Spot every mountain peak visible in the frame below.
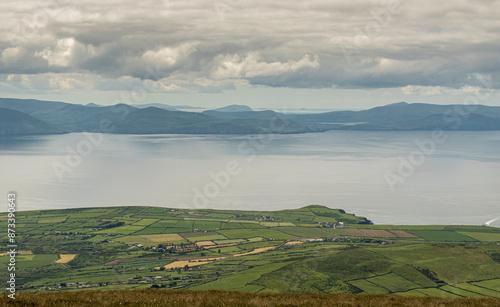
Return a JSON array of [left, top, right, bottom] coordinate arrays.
[[387, 101, 409, 107], [213, 105, 253, 112]]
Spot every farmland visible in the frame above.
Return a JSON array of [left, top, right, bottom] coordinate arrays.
[[1, 205, 500, 299]]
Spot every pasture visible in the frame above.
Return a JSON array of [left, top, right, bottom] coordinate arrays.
[[1, 204, 500, 298]]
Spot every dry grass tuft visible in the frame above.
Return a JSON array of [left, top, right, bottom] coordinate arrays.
[[2, 289, 499, 307]]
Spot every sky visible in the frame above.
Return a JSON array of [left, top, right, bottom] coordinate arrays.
[[0, 0, 499, 110]]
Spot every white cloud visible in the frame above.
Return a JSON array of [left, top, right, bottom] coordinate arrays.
[[48, 76, 93, 91], [4, 73, 94, 91], [401, 85, 495, 96], [142, 42, 198, 69], [211, 53, 319, 79], [6, 74, 32, 89], [1, 47, 25, 63], [1, 0, 500, 96], [34, 38, 96, 67], [401, 85, 443, 96]]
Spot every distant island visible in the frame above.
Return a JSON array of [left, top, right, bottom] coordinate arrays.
[[1, 98, 500, 135]]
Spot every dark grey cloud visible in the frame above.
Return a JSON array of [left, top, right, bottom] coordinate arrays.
[[1, 0, 499, 93]]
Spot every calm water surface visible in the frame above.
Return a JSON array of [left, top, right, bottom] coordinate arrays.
[[1, 131, 499, 226]]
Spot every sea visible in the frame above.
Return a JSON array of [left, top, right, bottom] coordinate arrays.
[[1, 130, 499, 226]]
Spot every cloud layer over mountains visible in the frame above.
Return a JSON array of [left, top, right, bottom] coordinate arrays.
[[1, 0, 499, 95]]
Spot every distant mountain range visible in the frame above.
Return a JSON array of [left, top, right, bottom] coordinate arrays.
[[0, 98, 313, 135], [131, 103, 205, 111], [201, 101, 500, 131], [1, 98, 500, 135], [292, 102, 500, 124]]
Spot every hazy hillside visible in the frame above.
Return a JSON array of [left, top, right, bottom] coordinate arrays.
[[0, 97, 69, 116], [34, 103, 138, 132], [342, 113, 500, 131], [294, 102, 500, 124], [131, 103, 178, 111], [202, 110, 280, 120], [113, 107, 313, 134], [112, 107, 214, 134], [0, 108, 64, 135]]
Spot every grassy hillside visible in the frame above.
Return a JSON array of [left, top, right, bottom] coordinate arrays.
[[294, 102, 500, 124], [0, 108, 64, 135], [1, 289, 498, 307], [342, 113, 500, 131], [202, 110, 280, 120]]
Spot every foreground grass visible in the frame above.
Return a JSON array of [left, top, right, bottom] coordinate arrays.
[[1, 290, 499, 307]]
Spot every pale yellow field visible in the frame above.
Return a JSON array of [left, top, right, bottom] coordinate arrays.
[[164, 260, 210, 269], [195, 241, 216, 247], [260, 222, 280, 227], [54, 254, 77, 264], [233, 246, 274, 257], [304, 238, 324, 242], [164, 257, 227, 269], [163, 246, 275, 270], [139, 234, 184, 242], [285, 241, 304, 246]]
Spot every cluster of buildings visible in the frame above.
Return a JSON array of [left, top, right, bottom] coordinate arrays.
[[36, 273, 216, 291], [316, 221, 344, 228]]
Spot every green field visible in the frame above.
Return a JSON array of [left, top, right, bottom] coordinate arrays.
[[348, 279, 390, 294], [366, 273, 420, 292], [405, 230, 476, 242], [440, 285, 484, 297], [454, 283, 500, 298], [472, 278, 500, 292], [1, 205, 500, 298], [193, 221, 222, 231], [131, 219, 160, 226], [457, 231, 500, 242], [416, 288, 460, 298], [187, 235, 227, 242], [191, 262, 292, 291], [217, 229, 294, 240]]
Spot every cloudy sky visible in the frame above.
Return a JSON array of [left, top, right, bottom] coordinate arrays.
[[0, 0, 499, 109]]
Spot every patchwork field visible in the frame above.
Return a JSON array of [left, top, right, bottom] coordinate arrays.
[[406, 230, 477, 242], [1, 205, 499, 299], [139, 234, 185, 243], [340, 229, 418, 238]]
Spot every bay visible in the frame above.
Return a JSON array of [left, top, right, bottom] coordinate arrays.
[[1, 130, 499, 226]]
